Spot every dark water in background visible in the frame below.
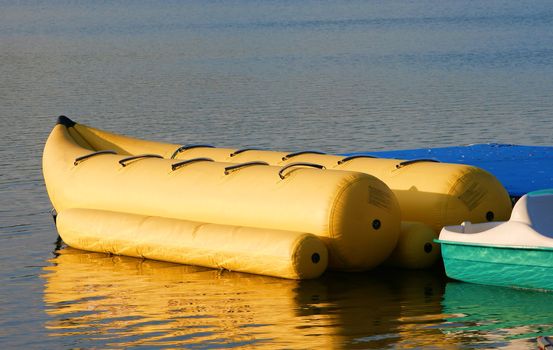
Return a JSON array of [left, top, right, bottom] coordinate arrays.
[[1, 0, 553, 348]]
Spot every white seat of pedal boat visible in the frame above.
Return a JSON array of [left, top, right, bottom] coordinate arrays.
[[439, 189, 553, 248], [510, 189, 553, 238]]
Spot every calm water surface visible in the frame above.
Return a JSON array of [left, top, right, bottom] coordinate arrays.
[[1, 0, 553, 348]]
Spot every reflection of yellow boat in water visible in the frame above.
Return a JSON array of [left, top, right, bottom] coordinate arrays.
[[43, 248, 450, 349], [43, 249, 324, 348]]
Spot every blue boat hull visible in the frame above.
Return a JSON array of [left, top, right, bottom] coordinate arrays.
[[439, 241, 553, 291]]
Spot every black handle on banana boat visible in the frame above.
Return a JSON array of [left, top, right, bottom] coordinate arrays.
[[282, 150, 326, 161], [229, 148, 262, 157], [74, 150, 117, 166], [279, 162, 326, 179], [171, 144, 215, 159], [172, 157, 214, 171], [119, 154, 163, 167], [224, 161, 270, 175], [337, 154, 377, 165], [395, 159, 440, 169]]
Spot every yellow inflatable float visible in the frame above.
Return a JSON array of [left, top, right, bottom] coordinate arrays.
[[67, 117, 512, 269], [167, 149, 512, 234], [56, 208, 328, 279], [384, 221, 439, 269], [43, 116, 401, 277]]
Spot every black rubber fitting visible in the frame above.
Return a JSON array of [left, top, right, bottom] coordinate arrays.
[[372, 219, 381, 230], [56, 115, 76, 127], [311, 253, 320, 264], [424, 243, 433, 253]]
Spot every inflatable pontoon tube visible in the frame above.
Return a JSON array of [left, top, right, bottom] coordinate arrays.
[[56, 208, 328, 280], [384, 221, 440, 269]]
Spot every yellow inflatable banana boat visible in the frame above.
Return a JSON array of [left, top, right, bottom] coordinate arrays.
[[67, 117, 511, 269], [44, 116, 401, 276]]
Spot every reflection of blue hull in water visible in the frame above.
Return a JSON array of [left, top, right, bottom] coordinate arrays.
[[441, 282, 553, 343], [437, 189, 553, 291]]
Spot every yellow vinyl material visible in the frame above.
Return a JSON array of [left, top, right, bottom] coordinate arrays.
[[56, 208, 328, 279], [43, 122, 401, 271], [384, 221, 440, 269], [73, 122, 512, 233]]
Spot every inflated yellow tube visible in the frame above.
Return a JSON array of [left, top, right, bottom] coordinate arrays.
[[384, 221, 440, 269], [56, 208, 328, 279], [43, 118, 401, 271], [73, 122, 512, 233], [173, 150, 512, 233], [68, 120, 511, 270]]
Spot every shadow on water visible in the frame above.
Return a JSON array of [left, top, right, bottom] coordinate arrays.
[[42, 247, 451, 349]]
